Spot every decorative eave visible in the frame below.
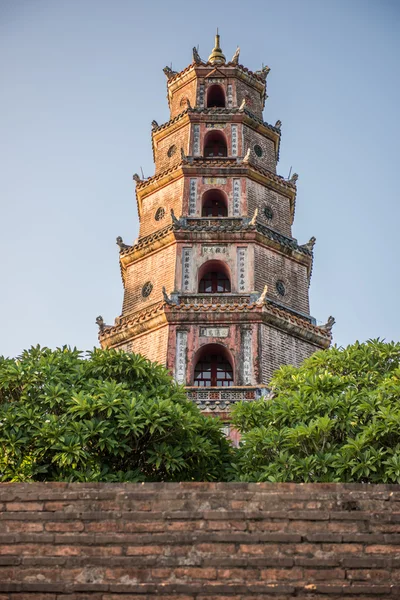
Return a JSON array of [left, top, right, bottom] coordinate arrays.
[[151, 107, 280, 158], [166, 300, 331, 349], [135, 159, 296, 219], [118, 218, 312, 283], [98, 301, 167, 349], [98, 297, 331, 351]]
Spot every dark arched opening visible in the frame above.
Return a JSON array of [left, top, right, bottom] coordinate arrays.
[[206, 84, 226, 108], [198, 260, 231, 293], [202, 189, 228, 217], [204, 131, 228, 158], [194, 344, 234, 387]]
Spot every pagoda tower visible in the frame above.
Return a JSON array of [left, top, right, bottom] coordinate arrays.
[[98, 35, 334, 417]]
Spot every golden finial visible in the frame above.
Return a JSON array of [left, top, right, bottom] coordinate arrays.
[[208, 29, 226, 65]]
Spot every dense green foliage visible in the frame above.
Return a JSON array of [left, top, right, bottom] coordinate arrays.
[[231, 339, 400, 483], [0, 346, 230, 482]]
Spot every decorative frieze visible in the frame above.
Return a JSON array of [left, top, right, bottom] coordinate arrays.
[[206, 123, 225, 129], [175, 330, 188, 384], [227, 84, 233, 108], [237, 247, 247, 292], [182, 248, 192, 292], [242, 327, 252, 385], [202, 245, 228, 256], [233, 178, 241, 216], [200, 327, 229, 338], [193, 124, 200, 156], [231, 124, 238, 157], [189, 178, 197, 215]]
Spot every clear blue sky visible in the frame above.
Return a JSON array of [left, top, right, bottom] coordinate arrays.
[[1, 0, 399, 358]]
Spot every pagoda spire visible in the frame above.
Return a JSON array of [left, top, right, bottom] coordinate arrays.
[[208, 29, 226, 65]]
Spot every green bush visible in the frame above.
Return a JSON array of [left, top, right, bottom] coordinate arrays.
[[230, 339, 400, 483], [0, 346, 231, 482]]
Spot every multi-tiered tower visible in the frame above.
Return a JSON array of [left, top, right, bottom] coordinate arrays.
[[98, 35, 334, 419]]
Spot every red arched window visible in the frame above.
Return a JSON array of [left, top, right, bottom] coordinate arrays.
[[202, 189, 228, 217], [194, 352, 233, 387], [199, 271, 231, 293], [206, 84, 226, 108], [204, 131, 227, 158]]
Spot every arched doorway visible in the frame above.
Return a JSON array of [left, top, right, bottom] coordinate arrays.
[[202, 189, 228, 217], [193, 344, 234, 387], [198, 260, 231, 293], [206, 84, 226, 108], [204, 131, 227, 158]]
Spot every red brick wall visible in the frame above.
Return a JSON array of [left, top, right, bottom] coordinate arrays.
[[247, 180, 292, 237], [169, 78, 197, 119], [154, 126, 189, 175], [118, 326, 169, 367], [243, 125, 276, 173], [254, 245, 310, 314], [122, 245, 176, 316], [0, 482, 399, 598], [260, 323, 319, 382], [236, 79, 264, 119], [139, 179, 184, 238]]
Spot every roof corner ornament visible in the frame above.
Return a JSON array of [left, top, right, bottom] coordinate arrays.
[[133, 173, 142, 183], [255, 65, 270, 80], [208, 29, 226, 65], [242, 147, 251, 163], [151, 120, 159, 130], [116, 236, 131, 252], [231, 47, 240, 65], [163, 66, 177, 79], [95, 315, 111, 334], [290, 172, 299, 185], [192, 47, 202, 64], [300, 236, 316, 253], [275, 119, 282, 130], [239, 97, 247, 111], [162, 287, 175, 306], [249, 207, 258, 226], [320, 316, 336, 332], [170, 208, 180, 225], [256, 284, 268, 306]]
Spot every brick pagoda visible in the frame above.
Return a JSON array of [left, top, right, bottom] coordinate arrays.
[[98, 35, 334, 417]]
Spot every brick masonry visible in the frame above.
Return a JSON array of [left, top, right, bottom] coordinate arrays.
[[0, 482, 399, 598]]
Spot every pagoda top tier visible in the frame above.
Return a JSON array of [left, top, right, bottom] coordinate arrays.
[[163, 34, 270, 121]]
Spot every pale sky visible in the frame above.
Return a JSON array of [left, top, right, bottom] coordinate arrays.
[[1, 0, 399, 358]]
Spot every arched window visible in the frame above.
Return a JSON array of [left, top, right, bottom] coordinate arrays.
[[204, 131, 227, 158], [206, 84, 225, 108], [198, 260, 231, 294], [202, 189, 228, 217], [194, 345, 234, 387]]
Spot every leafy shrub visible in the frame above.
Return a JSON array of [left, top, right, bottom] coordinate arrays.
[[0, 346, 230, 482], [231, 339, 400, 483]]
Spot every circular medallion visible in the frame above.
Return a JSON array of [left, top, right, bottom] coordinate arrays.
[[155, 207, 165, 221], [167, 145, 176, 158], [276, 280, 286, 297], [141, 282, 153, 298], [264, 205, 274, 220], [254, 144, 263, 157]]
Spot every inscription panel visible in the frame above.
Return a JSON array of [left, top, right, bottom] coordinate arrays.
[[231, 124, 238, 157], [197, 84, 205, 108], [227, 84, 233, 108], [200, 327, 229, 338], [203, 177, 227, 185], [193, 124, 200, 156], [189, 178, 197, 215], [175, 330, 188, 384], [237, 247, 247, 292], [242, 327, 252, 385], [233, 178, 241, 216], [182, 248, 192, 292], [202, 245, 228, 256]]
